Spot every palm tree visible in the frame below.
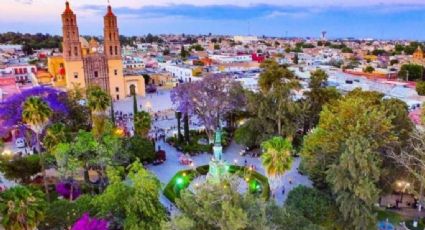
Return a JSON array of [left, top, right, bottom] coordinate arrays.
[[134, 111, 151, 138], [0, 186, 47, 229], [87, 86, 110, 138], [261, 136, 293, 191], [43, 123, 70, 152], [22, 96, 52, 198]]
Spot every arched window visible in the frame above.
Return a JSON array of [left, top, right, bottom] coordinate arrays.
[[115, 46, 118, 55], [110, 46, 113, 55], [74, 46, 78, 56]]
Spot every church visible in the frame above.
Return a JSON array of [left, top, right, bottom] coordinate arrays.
[[60, 1, 145, 100]]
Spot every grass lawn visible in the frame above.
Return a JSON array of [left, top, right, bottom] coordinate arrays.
[[376, 209, 403, 225]]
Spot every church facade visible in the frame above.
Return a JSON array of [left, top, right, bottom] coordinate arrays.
[[61, 1, 144, 100]]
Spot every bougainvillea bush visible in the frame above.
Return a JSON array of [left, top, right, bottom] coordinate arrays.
[[55, 180, 81, 200], [0, 86, 68, 136], [71, 213, 108, 230]]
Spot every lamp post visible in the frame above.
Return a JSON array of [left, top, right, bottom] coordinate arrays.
[[397, 181, 410, 204]]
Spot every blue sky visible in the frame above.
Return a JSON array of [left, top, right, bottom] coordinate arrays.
[[1, 0, 425, 39]]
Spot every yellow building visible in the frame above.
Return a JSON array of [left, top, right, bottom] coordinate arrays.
[[61, 2, 144, 100], [413, 46, 424, 60], [47, 56, 66, 87]]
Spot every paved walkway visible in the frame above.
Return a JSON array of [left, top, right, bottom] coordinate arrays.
[[116, 89, 313, 208]]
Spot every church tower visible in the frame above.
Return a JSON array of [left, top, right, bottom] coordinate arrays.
[[62, 1, 85, 89], [104, 4, 125, 100]]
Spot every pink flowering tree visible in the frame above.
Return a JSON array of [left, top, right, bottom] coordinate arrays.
[[171, 74, 245, 141]]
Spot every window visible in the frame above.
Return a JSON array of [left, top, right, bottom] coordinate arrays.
[[115, 87, 119, 92], [94, 71, 98, 78], [74, 46, 78, 56], [68, 51, 71, 57], [110, 46, 113, 55], [115, 46, 118, 55], [109, 33, 112, 41], [114, 69, 118, 76], [116, 95, 120, 100], [73, 72, 78, 79]]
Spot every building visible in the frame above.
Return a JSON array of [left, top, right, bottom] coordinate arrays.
[[61, 2, 144, 100]]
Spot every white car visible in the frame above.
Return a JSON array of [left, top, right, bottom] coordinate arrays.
[[15, 138, 26, 148]]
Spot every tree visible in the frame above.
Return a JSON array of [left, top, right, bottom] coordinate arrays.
[[326, 135, 381, 229], [171, 75, 245, 141], [301, 90, 395, 188], [293, 53, 299, 64], [214, 44, 220, 50], [131, 85, 138, 115], [302, 69, 341, 132], [261, 137, 293, 190], [175, 111, 183, 143], [22, 96, 52, 197], [399, 64, 425, 81], [87, 86, 110, 139], [169, 177, 268, 230], [65, 84, 91, 132], [0, 155, 41, 184], [22, 43, 34, 55], [285, 186, 340, 228], [92, 161, 166, 229], [258, 59, 297, 93], [183, 113, 190, 143], [234, 118, 273, 148], [416, 81, 425, 95], [43, 122, 71, 152], [40, 195, 95, 230], [0, 86, 67, 137], [124, 135, 155, 163], [181, 45, 189, 59], [388, 130, 425, 211], [0, 186, 47, 230], [246, 85, 300, 138], [134, 111, 151, 138], [363, 65, 375, 73]]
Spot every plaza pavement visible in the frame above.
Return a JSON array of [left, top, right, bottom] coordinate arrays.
[[114, 89, 312, 208]]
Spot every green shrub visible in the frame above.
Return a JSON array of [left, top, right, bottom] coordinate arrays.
[[0, 154, 41, 184], [416, 81, 425, 95], [124, 136, 155, 163]]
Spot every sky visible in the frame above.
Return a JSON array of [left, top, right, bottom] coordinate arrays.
[[1, 0, 425, 40]]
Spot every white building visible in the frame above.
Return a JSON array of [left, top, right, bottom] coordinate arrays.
[[158, 62, 200, 82], [233, 36, 258, 44], [210, 55, 252, 64]]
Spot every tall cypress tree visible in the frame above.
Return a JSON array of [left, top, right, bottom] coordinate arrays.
[[183, 113, 190, 143], [175, 111, 182, 143]]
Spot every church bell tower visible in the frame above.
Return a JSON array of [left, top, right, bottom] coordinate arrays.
[[62, 1, 85, 89], [104, 4, 125, 100]]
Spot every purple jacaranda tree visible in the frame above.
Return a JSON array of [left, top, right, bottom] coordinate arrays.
[[71, 213, 108, 230], [0, 86, 68, 137], [171, 74, 245, 141]]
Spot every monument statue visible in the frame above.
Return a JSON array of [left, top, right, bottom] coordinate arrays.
[[207, 127, 228, 182]]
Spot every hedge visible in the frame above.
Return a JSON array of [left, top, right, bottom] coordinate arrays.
[[163, 165, 270, 203]]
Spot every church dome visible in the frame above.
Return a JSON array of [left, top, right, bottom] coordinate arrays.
[[79, 37, 90, 49]]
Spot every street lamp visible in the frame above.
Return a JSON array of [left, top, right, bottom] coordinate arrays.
[[397, 181, 410, 204]]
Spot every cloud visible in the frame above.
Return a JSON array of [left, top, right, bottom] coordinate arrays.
[[14, 0, 32, 4]]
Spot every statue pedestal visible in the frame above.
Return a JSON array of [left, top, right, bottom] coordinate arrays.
[[207, 158, 228, 183]]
